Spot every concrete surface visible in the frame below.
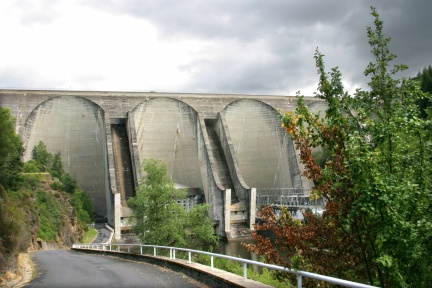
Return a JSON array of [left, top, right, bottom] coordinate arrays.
[[0, 89, 327, 239]]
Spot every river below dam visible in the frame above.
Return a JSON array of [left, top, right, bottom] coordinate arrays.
[[215, 238, 259, 261]]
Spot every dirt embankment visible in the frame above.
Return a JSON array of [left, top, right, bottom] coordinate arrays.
[[0, 184, 85, 287], [1, 253, 33, 288]]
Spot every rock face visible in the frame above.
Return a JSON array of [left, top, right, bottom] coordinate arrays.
[[0, 253, 33, 288], [0, 177, 85, 287]]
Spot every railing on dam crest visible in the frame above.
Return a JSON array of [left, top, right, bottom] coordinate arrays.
[[256, 188, 325, 217], [72, 243, 378, 288]]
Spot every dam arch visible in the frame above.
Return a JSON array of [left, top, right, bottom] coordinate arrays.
[[131, 97, 203, 191], [23, 96, 110, 218], [222, 99, 302, 189]]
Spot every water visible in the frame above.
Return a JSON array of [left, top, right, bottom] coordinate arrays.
[[215, 239, 259, 261]]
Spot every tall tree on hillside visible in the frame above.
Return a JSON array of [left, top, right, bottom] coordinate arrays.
[[31, 141, 52, 169], [0, 108, 24, 190], [247, 7, 432, 288], [50, 152, 64, 179]]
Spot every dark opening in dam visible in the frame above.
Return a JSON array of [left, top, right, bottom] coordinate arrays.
[[111, 120, 136, 206]]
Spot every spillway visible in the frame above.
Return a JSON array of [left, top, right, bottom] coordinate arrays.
[[111, 121, 135, 206]]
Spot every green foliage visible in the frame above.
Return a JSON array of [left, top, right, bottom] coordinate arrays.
[[60, 173, 79, 194], [36, 190, 63, 241], [26, 141, 94, 224], [0, 128, 90, 276], [184, 203, 219, 250], [23, 159, 41, 173], [50, 152, 64, 179], [31, 141, 52, 168], [0, 109, 37, 269], [127, 158, 219, 250], [71, 188, 94, 225], [28, 143, 65, 179], [414, 65, 432, 119], [0, 186, 37, 258], [194, 254, 293, 287], [83, 226, 98, 243], [20, 173, 47, 190], [0, 108, 24, 190], [254, 7, 432, 288]]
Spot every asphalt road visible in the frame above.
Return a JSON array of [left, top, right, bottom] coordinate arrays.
[[93, 224, 111, 243], [26, 250, 206, 288]]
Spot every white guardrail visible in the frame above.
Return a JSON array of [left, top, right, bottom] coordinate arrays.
[[72, 243, 378, 288]]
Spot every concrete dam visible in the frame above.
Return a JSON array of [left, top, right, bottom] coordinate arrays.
[[0, 90, 326, 240]]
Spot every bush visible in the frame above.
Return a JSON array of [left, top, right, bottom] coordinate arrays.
[[36, 190, 63, 241], [0, 185, 37, 257]]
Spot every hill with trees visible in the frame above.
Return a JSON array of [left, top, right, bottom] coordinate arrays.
[[0, 108, 94, 286]]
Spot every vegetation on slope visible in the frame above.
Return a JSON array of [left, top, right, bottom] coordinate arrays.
[[0, 108, 94, 285], [248, 8, 432, 288]]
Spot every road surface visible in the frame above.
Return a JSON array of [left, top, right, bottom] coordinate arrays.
[[92, 224, 111, 243], [27, 250, 206, 288]]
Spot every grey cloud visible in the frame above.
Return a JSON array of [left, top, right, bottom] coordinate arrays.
[[22, 0, 432, 95], [95, 0, 428, 94], [88, 0, 364, 41]]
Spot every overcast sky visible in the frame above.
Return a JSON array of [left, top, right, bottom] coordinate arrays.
[[0, 0, 430, 96]]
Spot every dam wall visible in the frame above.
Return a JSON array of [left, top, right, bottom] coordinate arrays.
[[0, 89, 327, 239]]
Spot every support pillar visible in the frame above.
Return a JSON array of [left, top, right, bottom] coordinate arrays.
[[114, 193, 121, 240], [249, 188, 256, 230], [224, 189, 231, 237]]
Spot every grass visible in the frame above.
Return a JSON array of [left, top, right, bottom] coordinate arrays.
[[194, 254, 294, 287], [82, 227, 97, 243]]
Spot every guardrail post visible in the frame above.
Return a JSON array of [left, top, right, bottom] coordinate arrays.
[[173, 249, 176, 259], [297, 274, 302, 288], [211, 256, 214, 270], [140, 246, 143, 255], [128, 246, 130, 253], [188, 251, 191, 264], [170, 248, 172, 259], [243, 263, 247, 282], [154, 247, 156, 256]]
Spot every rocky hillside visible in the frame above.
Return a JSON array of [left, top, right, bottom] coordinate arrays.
[[0, 174, 85, 287]]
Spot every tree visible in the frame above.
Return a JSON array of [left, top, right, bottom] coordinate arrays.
[[31, 141, 52, 170], [0, 108, 24, 190], [127, 158, 218, 250], [50, 152, 64, 179], [23, 160, 41, 173], [414, 65, 432, 119], [71, 188, 94, 225], [248, 7, 432, 288], [60, 173, 79, 194]]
